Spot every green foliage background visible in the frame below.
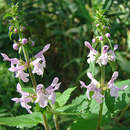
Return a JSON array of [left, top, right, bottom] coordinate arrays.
[[0, 0, 130, 129]]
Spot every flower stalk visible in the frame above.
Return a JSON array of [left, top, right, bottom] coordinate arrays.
[[53, 114, 60, 130], [22, 46, 37, 89], [97, 66, 105, 130], [97, 41, 105, 130], [43, 114, 50, 130]]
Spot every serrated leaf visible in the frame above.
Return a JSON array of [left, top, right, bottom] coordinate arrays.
[[89, 100, 108, 115], [56, 87, 76, 106], [0, 112, 43, 128], [56, 95, 85, 112]]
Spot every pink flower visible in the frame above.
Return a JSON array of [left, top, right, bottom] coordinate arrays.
[[32, 58, 46, 76], [22, 38, 28, 45], [13, 43, 18, 50], [35, 44, 50, 58], [92, 38, 96, 43], [97, 45, 109, 66], [99, 36, 103, 41], [35, 77, 61, 108], [1, 53, 19, 64], [96, 24, 99, 27], [108, 44, 118, 61], [31, 41, 35, 46], [105, 33, 110, 38], [32, 44, 50, 76], [108, 71, 128, 98], [46, 77, 61, 104], [14, 28, 18, 33], [11, 83, 32, 113], [80, 72, 103, 104], [1, 53, 29, 82], [9, 64, 25, 72], [15, 70, 29, 82], [84, 41, 98, 63], [35, 84, 49, 108]]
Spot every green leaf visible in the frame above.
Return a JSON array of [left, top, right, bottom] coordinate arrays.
[[76, 0, 93, 24], [56, 95, 85, 112], [71, 114, 98, 130], [56, 87, 76, 106], [0, 112, 43, 128], [115, 79, 130, 88], [115, 80, 130, 104], [8, 31, 13, 40], [88, 62, 98, 76], [22, 87, 35, 94], [116, 53, 130, 74], [103, 0, 114, 10], [89, 100, 108, 115], [105, 91, 115, 113]]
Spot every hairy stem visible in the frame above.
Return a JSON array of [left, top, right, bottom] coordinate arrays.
[[97, 66, 105, 130], [43, 114, 49, 130], [53, 114, 60, 130], [22, 46, 37, 89]]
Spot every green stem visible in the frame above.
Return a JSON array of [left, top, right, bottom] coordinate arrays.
[[97, 40, 105, 130], [22, 46, 37, 89], [43, 114, 49, 130], [53, 114, 60, 130]]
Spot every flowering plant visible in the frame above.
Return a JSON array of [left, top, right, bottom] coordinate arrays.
[[0, 2, 129, 130]]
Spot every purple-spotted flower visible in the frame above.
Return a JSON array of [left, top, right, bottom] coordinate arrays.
[[35, 77, 61, 108], [1, 53, 29, 82], [84, 41, 98, 63], [97, 45, 109, 66], [11, 83, 32, 113], [32, 44, 50, 76], [108, 44, 118, 61], [16, 70, 29, 82], [108, 71, 128, 98], [80, 72, 103, 104], [32, 57, 46, 76]]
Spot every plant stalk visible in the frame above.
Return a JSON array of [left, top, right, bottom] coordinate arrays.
[[53, 114, 60, 130], [96, 66, 105, 130], [43, 114, 49, 130], [22, 46, 37, 89]]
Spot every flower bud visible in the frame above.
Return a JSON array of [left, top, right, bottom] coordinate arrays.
[[13, 43, 18, 50], [22, 38, 28, 45], [99, 36, 103, 41], [16, 16, 19, 19], [14, 28, 18, 33], [31, 41, 35, 46], [105, 33, 110, 38], [92, 38, 96, 43], [96, 24, 99, 27]]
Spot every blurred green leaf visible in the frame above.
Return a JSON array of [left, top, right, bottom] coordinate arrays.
[[116, 53, 130, 74], [0, 112, 43, 128]]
